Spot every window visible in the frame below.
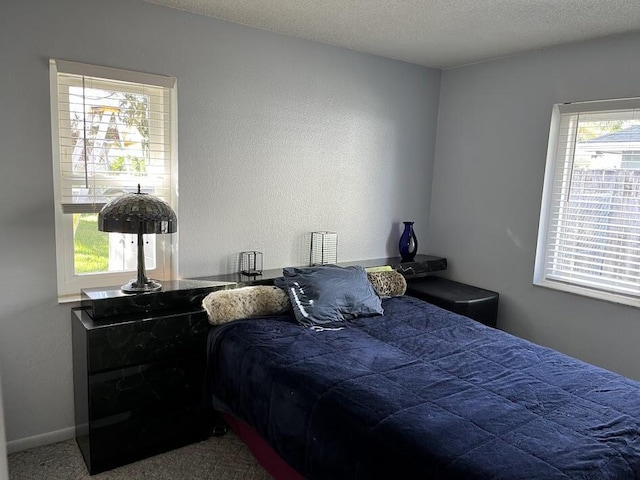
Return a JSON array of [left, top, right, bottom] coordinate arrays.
[[50, 60, 177, 300], [534, 98, 640, 307]]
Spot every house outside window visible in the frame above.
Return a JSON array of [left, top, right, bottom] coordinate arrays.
[[621, 151, 640, 170], [534, 98, 640, 307], [50, 60, 177, 301]]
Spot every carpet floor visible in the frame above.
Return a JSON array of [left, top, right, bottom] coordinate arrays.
[[8, 431, 272, 480]]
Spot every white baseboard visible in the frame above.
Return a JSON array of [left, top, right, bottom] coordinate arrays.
[[6, 427, 75, 454]]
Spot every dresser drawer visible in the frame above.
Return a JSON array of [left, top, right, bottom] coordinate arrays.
[[88, 354, 206, 419], [86, 310, 210, 373], [85, 405, 209, 474]]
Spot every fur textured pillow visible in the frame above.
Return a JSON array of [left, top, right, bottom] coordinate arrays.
[[202, 286, 291, 325], [367, 270, 407, 297]]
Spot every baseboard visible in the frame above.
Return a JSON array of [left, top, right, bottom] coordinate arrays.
[[6, 427, 75, 454]]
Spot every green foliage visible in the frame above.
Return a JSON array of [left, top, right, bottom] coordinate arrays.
[[119, 93, 150, 154], [74, 214, 109, 274], [130, 156, 146, 175], [109, 155, 146, 175], [110, 156, 126, 171]]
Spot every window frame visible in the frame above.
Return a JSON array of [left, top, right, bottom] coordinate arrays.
[[50, 60, 179, 302], [534, 98, 640, 308]]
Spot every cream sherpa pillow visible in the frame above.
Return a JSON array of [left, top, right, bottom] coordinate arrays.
[[202, 285, 291, 325]]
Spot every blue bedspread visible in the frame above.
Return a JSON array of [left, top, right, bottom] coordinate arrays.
[[206, 296, 640, 479]]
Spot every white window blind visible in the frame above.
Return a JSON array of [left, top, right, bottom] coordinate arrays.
[[535, 99, 640, 306], [51, 59, 175, 213]]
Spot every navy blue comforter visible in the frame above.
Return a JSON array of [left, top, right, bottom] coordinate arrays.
[[206, 296, 640, 479]]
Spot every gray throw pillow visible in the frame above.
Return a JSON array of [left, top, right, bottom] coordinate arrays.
[[274, 265, 383, 327]]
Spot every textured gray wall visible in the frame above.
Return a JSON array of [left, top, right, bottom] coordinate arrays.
[[0, 371, 7, 479], [0, 0, 440, 447], [430, 33, 640, 380]]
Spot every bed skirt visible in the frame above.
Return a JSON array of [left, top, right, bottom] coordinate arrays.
[[221, 413, 304, 480]]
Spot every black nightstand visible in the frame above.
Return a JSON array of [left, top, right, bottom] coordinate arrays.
[[72, 279, 233, 474], [406, 276, 499, 328]]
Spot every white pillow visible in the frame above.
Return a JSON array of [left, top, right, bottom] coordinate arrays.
[[202, 285, 291, 325]]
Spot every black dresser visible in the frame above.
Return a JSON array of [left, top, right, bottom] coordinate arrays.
[[72, 279, 233, 474]]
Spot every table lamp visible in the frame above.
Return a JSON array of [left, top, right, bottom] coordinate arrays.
[[98, 185, 177, 293]]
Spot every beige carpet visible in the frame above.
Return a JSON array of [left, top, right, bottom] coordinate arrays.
[[8, 431, 272, 480]]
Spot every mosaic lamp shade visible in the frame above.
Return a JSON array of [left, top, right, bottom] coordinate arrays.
[[98, 185, 177, 293]]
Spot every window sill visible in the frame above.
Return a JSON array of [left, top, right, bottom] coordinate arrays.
[[58, 294, 82, 304], [533, 279, 640, 309]]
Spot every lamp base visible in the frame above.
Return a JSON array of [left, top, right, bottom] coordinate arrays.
[[121, 278, 163, 293]]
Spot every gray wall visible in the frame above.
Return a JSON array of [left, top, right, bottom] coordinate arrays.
[[430, 33, 640, 380], [0, 369, 7, 480], [0, 0, 440, 447]]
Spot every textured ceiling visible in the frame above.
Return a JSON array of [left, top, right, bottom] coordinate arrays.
[[143, 0, 640, 69]]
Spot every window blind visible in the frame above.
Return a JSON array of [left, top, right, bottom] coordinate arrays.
[[51, 60, 175, 213], [538, 101, 640, 300]]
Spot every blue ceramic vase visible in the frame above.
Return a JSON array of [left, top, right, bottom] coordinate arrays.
[[399, 221, 418, 261]]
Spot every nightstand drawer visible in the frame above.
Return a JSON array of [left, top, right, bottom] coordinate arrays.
[[89, 354, 206, 419], [86, 406, 208, 474], [85, 310, 210, 373]]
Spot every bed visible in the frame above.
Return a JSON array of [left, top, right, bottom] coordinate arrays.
[[203, 266, 640, 479]]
